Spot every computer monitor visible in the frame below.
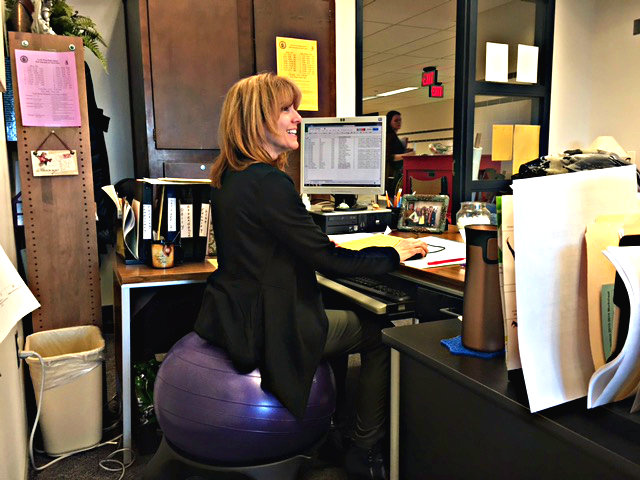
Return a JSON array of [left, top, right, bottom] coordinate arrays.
[[299, 116, 386, 209]]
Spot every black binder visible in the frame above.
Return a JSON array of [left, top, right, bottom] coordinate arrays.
[[193, 185, 211, 261], [154, 185, 180, 245], [136, 181, 153, 265], [179, 186, 196, 261]]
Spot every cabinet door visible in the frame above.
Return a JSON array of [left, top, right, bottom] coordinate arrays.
[[127, 0, 254, 177], [148, 0, 241, 151]]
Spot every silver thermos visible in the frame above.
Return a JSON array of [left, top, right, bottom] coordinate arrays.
[[461, 225, 504, 352]]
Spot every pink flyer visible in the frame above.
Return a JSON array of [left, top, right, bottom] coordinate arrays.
[[14, 49, 81, 127]]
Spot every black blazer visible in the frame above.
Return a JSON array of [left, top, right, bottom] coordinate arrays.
[[195, 163, 400, 418]]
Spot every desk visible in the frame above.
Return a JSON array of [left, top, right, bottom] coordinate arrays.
[[393, 228, 464, 295], [112, 232, 464, 463], [382, 320, 640, 480], [318, 230, 464, 320], [113, 257, 216, 462]]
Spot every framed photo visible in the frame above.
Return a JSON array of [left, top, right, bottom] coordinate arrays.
[[397, 194, 449, 233]]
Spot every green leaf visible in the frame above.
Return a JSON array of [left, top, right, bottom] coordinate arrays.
[[46, 0, 109, 72]]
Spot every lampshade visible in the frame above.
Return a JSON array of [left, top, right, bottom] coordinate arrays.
[[588, 136, 629, 158]]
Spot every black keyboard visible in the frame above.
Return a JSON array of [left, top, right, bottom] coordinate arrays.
[[335, 276, 412, 303]]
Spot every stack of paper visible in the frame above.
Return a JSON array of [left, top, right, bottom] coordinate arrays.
[[122, 199, 140, 259], [333, 233, 465, 269], [336, 233, 401, 250], [512, 165, 638, 412]]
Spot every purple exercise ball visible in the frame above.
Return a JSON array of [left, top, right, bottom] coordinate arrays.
[[153, 332, 335, 465]]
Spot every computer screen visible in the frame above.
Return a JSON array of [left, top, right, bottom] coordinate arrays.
[[299, 116, 386, 200]]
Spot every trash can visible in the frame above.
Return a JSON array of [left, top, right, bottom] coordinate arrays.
[[24, 325, 105, 455]]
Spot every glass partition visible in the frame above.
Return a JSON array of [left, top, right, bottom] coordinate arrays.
[[473, 95, 537, 181]]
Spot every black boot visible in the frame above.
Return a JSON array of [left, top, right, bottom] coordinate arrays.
[[344, 442, 387, 480]]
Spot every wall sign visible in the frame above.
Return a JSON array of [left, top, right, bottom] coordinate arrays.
[[276, 36, 318, 111], [421, 66, 437, 86], [31, 149, 78, 176], [429, 83, 444, 98], [14, 49, 81, 127]]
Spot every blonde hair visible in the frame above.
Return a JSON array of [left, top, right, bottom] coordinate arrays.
[[210, 73, 301, 187]]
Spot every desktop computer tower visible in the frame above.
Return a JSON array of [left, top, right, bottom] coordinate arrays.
[[310, 209, 392, 235]]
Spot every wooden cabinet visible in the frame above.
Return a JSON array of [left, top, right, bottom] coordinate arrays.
[[125, 0, 336, 184], [125, 0, 254, 178]]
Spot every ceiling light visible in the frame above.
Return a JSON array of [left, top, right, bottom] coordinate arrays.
[[362, 86, 419, 102], [376, 87, 418, 97]]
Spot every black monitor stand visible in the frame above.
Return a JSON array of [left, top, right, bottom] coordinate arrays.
[[333, 194, 368, 211]]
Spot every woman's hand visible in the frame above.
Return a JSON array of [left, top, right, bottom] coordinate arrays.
[[394, 238, 429, 262]]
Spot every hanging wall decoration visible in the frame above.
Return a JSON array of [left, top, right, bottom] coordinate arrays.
[[30, 129, 77, 176]]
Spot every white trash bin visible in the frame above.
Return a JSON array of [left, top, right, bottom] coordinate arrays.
[[24, 325, 105, 455]]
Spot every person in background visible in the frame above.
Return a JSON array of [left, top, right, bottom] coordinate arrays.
[[195, 73, 428, 480], [385, 110, 414, 194]]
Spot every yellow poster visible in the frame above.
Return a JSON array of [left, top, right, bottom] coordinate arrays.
[[276, 36, 318, 111]]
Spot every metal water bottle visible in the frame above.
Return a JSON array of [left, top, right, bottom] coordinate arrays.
[[461, 225, 504, 352]]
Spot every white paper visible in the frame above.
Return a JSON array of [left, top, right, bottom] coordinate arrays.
[[199, 204, 211, 237], [513, 166, 638, 412], [0, 245, 40, 343], [142, 203, 152, 240], [485, 42, 508, 83], [499, 196, 521, 370], [168, 197, 177, 232], [123, 200, 138, 259], [329, 232, 376, 244], [101, 185, 122, 219], [180, 204, 193, 238], [516, 44, 539, 83], [140, 177, 211, 185], [403, 236, 465, 269], [588, 246, 640, 409]]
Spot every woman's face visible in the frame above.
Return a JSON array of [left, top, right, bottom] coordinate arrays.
[[390, 114, 402, 132], [264, 104, 302, 159]]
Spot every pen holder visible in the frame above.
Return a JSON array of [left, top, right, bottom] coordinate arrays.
[[151, 241, 175, 269], [390, 207, 402, 230]]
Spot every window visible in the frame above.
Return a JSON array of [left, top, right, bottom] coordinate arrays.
[[453, 0, 555, 215]]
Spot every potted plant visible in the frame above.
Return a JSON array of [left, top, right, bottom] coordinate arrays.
[[5, 0, 107, 71]]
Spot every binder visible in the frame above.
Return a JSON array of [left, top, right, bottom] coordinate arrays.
[[193, 185, 211, 261], [179, 187, 196, 261], [154, 185, 180, 244], [136, 181, 153, 264]]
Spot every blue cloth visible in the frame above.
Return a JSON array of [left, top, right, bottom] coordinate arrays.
[[440, 335, 504, 359]]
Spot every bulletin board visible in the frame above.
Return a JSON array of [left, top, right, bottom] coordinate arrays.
[[9, 32, 101, 330]]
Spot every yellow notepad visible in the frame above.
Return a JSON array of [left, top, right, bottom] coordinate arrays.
[[337, 234, 402, 251]]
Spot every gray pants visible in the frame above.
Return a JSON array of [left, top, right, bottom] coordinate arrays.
[[323, 309, 392, 449]]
